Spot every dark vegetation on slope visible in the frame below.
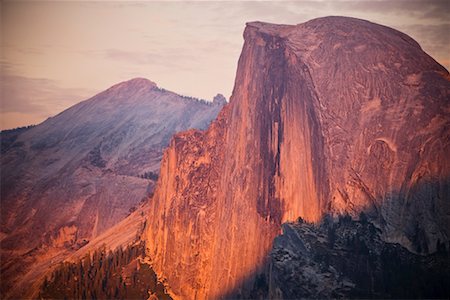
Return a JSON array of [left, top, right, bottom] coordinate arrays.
[[246, 214, 450, 299], [0, 125, 35, 154], [40, 241, 171, 300], [138, 171, 159, 181]]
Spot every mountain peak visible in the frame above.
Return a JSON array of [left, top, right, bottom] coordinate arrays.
[[245, 16, 423, 53], [107, 77, 157, 93], [128, 77, 156, 84], [213, 93, 227, 106]]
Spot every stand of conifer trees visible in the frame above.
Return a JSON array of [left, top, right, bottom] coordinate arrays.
[[40, 241, 171, 300]]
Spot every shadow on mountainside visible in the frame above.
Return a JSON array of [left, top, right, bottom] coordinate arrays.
[[221, 177, 450, 299], [222, 214, 450, 299]]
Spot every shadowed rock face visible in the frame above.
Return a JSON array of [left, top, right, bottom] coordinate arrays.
[[0, 78, 224, 298], [145, 16, 450, 299], [265, 218, 450, 299]]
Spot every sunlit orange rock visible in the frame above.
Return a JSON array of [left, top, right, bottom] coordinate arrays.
[[145, 17, 450, 299]]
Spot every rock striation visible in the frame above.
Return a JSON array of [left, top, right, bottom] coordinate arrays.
[[145, 17, 450, 299], [0, 78, 224, 298]]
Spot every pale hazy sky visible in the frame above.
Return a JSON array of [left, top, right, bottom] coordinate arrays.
[[1, 0, 449, 129]]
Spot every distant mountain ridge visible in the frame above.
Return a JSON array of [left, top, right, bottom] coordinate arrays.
[[0, 77, 225, 299]]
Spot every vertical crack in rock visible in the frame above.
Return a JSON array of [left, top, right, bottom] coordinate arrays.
[[257, 32, 287, 224]]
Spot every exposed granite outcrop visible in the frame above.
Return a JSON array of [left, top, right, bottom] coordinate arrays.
[[145, 16, 450, 299]]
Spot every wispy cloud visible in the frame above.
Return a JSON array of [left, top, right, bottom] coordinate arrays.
[[102, 48, 200, 71], [0, 70, 95, 129], [331, 0, 449, 21], [400, 23, 450, 51]]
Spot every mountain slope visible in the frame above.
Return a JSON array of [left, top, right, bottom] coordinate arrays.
[[145, 17, 450, 299], [0, 78, 224, 298]]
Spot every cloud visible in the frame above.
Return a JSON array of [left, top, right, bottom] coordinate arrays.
[[0, 70, 95, 129], [400, 23, 450, 50], [102, 48, 201, 71], [421, 1, 450, 21], [329, 0, 449, 21], [103, 49, 162, 65]]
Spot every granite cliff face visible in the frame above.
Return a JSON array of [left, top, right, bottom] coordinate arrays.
[[0, 78, 224, 298], [145, 17, 450, 299]]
